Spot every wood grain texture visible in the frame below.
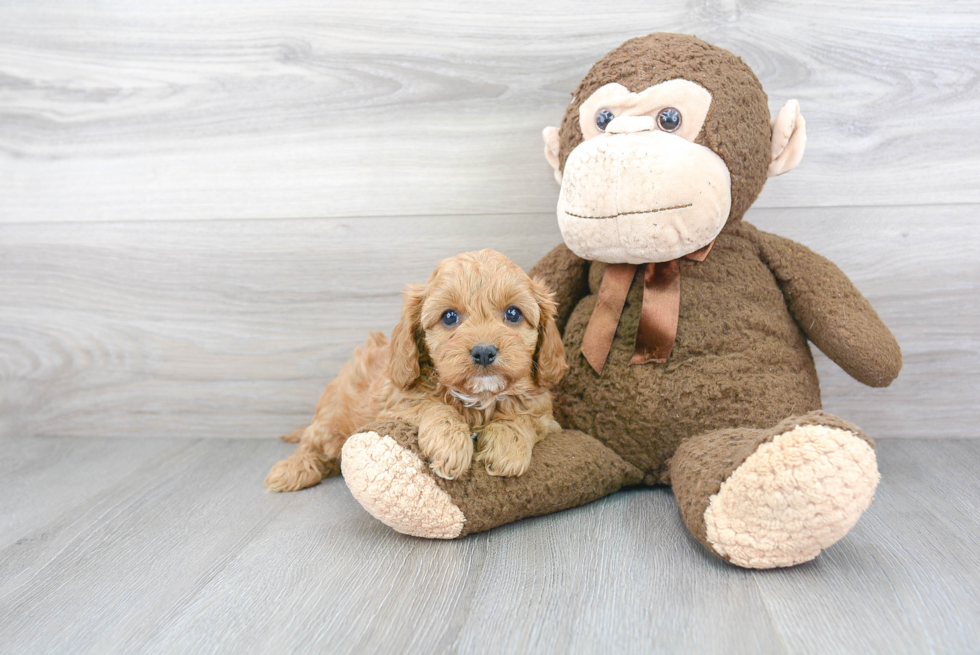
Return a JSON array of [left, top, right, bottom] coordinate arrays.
[[1, 0, 978, 223], [0, 436, 977, 654], [0, 436, 188, 542], [0, 213, 561, 439], [2, 205, 977, 441]]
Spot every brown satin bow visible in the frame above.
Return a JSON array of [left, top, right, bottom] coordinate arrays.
[[581, 240, 715, 375]]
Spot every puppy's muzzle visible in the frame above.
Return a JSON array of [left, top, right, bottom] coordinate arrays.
[[470, 344, 497, 367]]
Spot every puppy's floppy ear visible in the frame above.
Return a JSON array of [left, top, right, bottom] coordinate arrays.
[[387, 283, 426, 389], [530, 277, 568, 388]]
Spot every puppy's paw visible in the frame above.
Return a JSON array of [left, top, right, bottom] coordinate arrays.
[[265, 455, 323, 492], [476, 423, 533, 477], [418, 419, 474, 480]]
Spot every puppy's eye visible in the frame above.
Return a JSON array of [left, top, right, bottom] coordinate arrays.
[[595, 108, 615, 132], [441, 310, 459, 326], [504, 307, 523, 324]]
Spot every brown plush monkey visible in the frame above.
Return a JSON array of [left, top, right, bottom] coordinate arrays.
[[338, 33, 902, 569]]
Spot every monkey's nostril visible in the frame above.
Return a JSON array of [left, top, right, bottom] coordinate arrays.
[[470, 344, 497, 367]]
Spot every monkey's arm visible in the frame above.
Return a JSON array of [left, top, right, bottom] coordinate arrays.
[[528, 243, 590, 335], [751, 226, 902, 387]]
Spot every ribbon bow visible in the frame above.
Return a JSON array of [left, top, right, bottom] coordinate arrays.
[[581, 240, 715, 375]]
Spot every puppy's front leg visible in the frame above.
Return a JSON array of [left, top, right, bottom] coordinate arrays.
[[476, 415, 556, 477], [416, 401, 474, 480]]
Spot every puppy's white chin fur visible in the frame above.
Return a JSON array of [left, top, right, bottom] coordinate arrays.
[[450, 375, 507, 410], [468, 375, 505, 395]]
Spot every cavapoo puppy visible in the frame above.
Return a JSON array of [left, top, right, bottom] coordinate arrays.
[[265, 249, 568, 492]]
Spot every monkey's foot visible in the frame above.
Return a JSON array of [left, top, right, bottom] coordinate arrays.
[[672, 412, 880, 569], [342, 426, 466, 539], [341, 420, 643, 539]]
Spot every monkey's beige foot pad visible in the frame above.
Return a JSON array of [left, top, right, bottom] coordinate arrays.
[[341, 420, 644, 539], [704, 422, 879, 569], [342, 429, 466, 539]]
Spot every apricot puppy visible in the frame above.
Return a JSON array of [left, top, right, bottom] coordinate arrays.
[[265, 249, 568, 492]]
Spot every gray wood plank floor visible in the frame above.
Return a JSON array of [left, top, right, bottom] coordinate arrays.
[[1, 436, 978, 655]]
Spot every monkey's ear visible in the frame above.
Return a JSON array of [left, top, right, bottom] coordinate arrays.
[[768, 100, 807, 177], [542, 126, 563, 185], [387, 284, 425, 389]]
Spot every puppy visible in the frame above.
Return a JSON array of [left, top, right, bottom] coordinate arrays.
[[265, 249, 568, 492]]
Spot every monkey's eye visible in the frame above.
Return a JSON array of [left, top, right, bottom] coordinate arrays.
[[441, 310, 459, 326], [595, 108, 616, 132], [504, 307, 523, 324], [657, 107, 682, 132]]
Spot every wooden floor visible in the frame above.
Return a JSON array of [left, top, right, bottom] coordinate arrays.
[[0, 436, 977, 655]]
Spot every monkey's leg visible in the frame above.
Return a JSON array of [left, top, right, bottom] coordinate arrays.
[[669, 411, 879, 569], [340, 420, 643, 539]]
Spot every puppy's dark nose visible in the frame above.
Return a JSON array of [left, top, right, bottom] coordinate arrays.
[[470, 344, 497, 367]]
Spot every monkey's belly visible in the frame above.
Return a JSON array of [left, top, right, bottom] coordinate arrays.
[[555, 287, 821, 482]]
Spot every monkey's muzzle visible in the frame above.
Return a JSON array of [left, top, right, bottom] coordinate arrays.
[[557, 132, 731, 264]]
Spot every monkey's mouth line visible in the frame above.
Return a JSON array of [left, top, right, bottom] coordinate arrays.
[[563, 203, 692, 220]]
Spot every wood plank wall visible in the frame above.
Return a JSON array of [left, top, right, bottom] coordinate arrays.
[[2, 1, 978, 439]]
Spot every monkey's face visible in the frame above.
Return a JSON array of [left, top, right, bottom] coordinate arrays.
[[556, 79, 731, 264], [542, 34, 806, 265]]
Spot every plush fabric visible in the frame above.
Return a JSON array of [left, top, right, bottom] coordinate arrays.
[[577, 80, 713, 143], [342, 429, 466, 539], [339, 33, 901, 569], [345, 419, 644, 537], [768, 99, 807, 177], [557, 33, 772, 225], [669, 411, 876, 567], [538, 222, 829, 482], [703, 424, 878, 568], [753, 226, 902, 387], [557, 131, 732, 263]]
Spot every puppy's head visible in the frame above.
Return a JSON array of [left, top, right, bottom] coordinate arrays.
[[388, 249, 568, 396]]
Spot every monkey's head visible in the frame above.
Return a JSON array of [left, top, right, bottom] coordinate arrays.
[[543, 33, 806, 264]]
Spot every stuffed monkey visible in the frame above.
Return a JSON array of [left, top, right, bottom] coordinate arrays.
[[339, 33, 901, 569]]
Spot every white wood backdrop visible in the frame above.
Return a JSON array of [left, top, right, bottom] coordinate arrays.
[[2, 0, 978, 439]]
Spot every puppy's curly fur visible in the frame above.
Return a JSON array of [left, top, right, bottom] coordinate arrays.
[[265, 249, 568, 492]]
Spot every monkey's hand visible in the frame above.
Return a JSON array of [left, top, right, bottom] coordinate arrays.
[[752, 225, 902, 387]]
